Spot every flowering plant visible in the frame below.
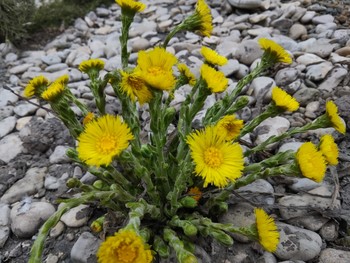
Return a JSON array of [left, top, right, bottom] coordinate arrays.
[[27, 0, 345, 262]]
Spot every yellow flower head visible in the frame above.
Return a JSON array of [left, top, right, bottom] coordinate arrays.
[[115, 0, 146, 14], [187, 126, 244, 188], [137, 47, 177, 91], [77, 115, 134, 167], [177, 63, 196, 86], [200, 64, 228, 93], [41, 82, 66, 101], [97, 229, 153, 263], [54, 74, 69, 86], [200, 46, 228, 66], [216, 115, 244, 141], [319, 134, 339, 165], [120, 68, 153, 104], [258, 38, 292, 64], [188, 187, 202, 202], [254, 208, 279, 253], [296, 142, 327, 183], [193, 0, 213, 37], [24, 75, 49, 98], [326, 101, 346, 134], [83, 112, 95, 125], [271, 86, 299, 112], [79, 58, 105, 74]]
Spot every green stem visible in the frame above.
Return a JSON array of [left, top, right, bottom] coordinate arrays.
[[29, 194, 93, 263], [163, 24, 185, 48], [120, 13, 134, 69]]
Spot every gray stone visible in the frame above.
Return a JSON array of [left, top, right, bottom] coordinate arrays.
[[9, 63, 33, 74], [228, 0, 265, 9], [10, 201, 55, 238], [288, 178, 321, 192], [318, 67, 348, 93], [275, 223, 322, 261], [296, 53, 324, 66], [0, 226, 9, 248], [319, 248, 350, 263], [96, 7, 109, 17], [319, 220, 338, 241], [50, 221, 65, 238], [41, 54, 62, 65], [75, 18, 89, 32], [275, 68, 299, 86], [300, 11, 316, 23], [0, 133, 24, 164], [70, 232, 101, 263], [0, 106, 14, 121], [0, 167, 47, 204], [5, 52, 18, 63], [0, 88, 19, 107], [60, 204, 91, 227], [312, 14, 334, 24], [287, 213, 329, 231], [219, 59, 239, 77], [257, 252, 277, 263], [289, 24, 307, 40], [16, 116, 32, 131], [279, 186, 340, 220], [0, 116, 17, 139], [303, 41, 334, 58], [130, 37, 150, 52], [278, 142, 303, 153], [0, 203, 10, 248], [129, 20, 157, 38], [236, 179, 275, 205], [250, 77, 275, 102], [305, 62, 333, 82], [219, 202, 255, 243], [235, 40, 263, 65], [293, 87, 320, 106], [13, 101, 38, 117], [45, 63, 68, 73], [255, 117, 290, 148]]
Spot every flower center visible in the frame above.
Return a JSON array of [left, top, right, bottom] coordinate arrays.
[[203, 147, 223, 168], [127, 76, 143, 91], [97, 134, 118, 154], [117, 245, 137, 263], [148, 66, 163, 76]]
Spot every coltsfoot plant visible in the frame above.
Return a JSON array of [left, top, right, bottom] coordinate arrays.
[[27, 0, 345, 262]]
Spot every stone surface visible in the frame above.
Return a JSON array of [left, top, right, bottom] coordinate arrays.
[[276, 223, 322, 261], [70, 232, 101, 263], [0, 133, 24, 164], [319, 248, 350, 263], [10, 201, 55, 238], [60, 204, 91, 228]]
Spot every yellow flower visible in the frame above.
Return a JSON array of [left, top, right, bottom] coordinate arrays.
[[216, 115, 244, 141], [24, 75, 49, 98], [79, 58, 105, 74], [137, 47, 177, 91], [193, 0, 213, 37], [296, 142, 327, 183], [115, 0, 146, 13], [326, 100, 346, 134], [200, 64, 228, 93], [97, 229, 153, 263], [200, 46, 228, 66], [41, 82, 66, 101], [83, 112, 95, 125], [258, 38, 292, 64], [271, 86, 299, 112], [120, 69, 153, 104], [77, 115, 134, 167], [177, 63, 196, 86], [54, 74, 69, 86], [254, 208, 279, 253], [319, 134, 339, 165], [187, 126, 244, 188], [187, 187, 202, 202]]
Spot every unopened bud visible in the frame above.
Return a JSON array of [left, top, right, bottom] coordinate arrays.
[[66, 178, 81, 188], [180, 196, 198, 208], [90, 216, 105, 233], [183, 223, 197, 237]]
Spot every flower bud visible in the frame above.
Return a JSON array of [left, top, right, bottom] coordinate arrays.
[[153, 236, 170, 258], [93, 180, 104, 190], [140, 144, 152, 158], [183, 222, 197, 237], [180, 196, 198, 208], [66, 178, 81, 188], [211, 229, 233, 246], [90, 216, 105, 233], [164, 107, 176, 127]]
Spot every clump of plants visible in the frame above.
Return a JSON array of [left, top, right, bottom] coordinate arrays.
[[26, 0, 345, 262]]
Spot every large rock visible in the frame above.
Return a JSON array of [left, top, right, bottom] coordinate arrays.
[[228, 0, 267, 9], [275, 223, 322, 261], [71, 232, 101, 263], [0, 133, 24, 164]]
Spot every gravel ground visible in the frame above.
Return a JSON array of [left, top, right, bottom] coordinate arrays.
[[1, 0, 350, 262]]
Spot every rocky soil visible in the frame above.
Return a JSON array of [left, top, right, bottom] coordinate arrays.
[[1, 0, 350, 262]]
